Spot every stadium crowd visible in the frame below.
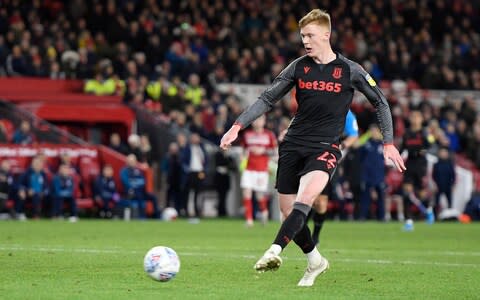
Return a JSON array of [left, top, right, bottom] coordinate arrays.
[[1, 1, 480, 221], [1, 0, 479, 89]]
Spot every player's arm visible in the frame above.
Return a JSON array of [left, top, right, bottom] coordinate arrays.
[[350, 63, 406, 172], [220, 58, 298, 150]]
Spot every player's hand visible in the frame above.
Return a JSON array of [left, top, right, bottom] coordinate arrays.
[[384, 144, 406, 172], [220, 124, 241, 151]]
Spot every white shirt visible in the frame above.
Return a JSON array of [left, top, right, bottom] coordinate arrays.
[[189, 145, 204, 172]]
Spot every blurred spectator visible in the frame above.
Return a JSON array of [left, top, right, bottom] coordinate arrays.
[[214, 150, 235, 217], [51, 164, 77, 222], [127, 134, 142, 160], [0, 122, 8, 143], [16, 157, 48, 220], [13, 121, 34, 145], [184, 73, 205, 106], [432, 148, 456, 212], [120, 154, 160, 219], [58, 153, 79, 174], [359, 124, 386, 221], [181, 133, 207, 218], [0, 160, 14, 219], [94, 165, 119, 219], [189, 111, 207, 138], [138, 134, 153, 166], [161, 142, 183, 212], [109, 133, 129, 155]]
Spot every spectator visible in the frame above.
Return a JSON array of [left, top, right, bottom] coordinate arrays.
[[432, 147, 456, 212], [214, 150, 235, 217], [12, 120, 34, 145], [184, 73, 205, 106], [0, 160, 14, 219], [109, 133, 129, 155], [181, 133, 208, 219], [0, 122, 8, 143], [120, 154, 160, 219], [127, 134, 142, 160], [51, 164, 77, 222], [16, 157, 48, 220], [94, 165, 119, 219], [138, 134, 153, 166], [161, 142, 183, 213], [359, 124, 386, 221]]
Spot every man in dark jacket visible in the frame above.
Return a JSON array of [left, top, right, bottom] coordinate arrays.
[[433, 147, 456, 210], [94, 165, 118, 218], [52, 164, 77, 222], [0, 160, 14, 219], [120, 154, 160, 219], [359, 124, 386, 220], [17, 157, 48, 220], [161, 142, 183, 213], [181, 133, 208, 218]]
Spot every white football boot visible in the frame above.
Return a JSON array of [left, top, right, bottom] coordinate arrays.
[[254, 250, 282, 273], [297, 256, 329, 286]]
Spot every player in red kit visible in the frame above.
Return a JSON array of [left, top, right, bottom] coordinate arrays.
[[240, 114, 277, 227]]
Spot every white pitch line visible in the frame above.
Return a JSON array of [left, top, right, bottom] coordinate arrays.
[[1, 245, 479, 268], [5, 244, 479, 257], [327, 248, 480, 257]]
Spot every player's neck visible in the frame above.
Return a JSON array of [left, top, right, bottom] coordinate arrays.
[[312, 46, 336, 64], [254, 128, 264, 133]]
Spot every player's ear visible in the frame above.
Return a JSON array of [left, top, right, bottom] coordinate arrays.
[[324, 31, 331, 40]]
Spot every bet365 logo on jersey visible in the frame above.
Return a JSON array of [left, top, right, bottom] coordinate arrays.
[[298, 78, 342, 93]]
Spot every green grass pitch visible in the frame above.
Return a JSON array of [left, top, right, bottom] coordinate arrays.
[[1, 219, 479, 299]]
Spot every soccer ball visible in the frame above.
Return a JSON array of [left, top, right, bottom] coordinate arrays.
[[144, 246, 180, 282], [162, 207, 178, 221]]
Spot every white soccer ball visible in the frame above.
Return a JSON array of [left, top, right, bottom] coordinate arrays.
[[162, 207, 178, 221], [144, 246, 180, 282]]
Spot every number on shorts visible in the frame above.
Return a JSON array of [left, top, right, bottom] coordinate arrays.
[[316, 152, 337, 169]]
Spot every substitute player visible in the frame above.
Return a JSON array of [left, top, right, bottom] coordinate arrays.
[[240, 114, 277, 227], [401, 110, 433, 229], [220, 9, 405, 286]]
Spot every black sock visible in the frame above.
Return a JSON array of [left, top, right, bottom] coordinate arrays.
[[312, 211, 326, 244], [294, 223, 315, 254], [273, 203, 311, 249]]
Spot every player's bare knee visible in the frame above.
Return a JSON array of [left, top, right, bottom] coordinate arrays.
[[296, 193, 317, 206]]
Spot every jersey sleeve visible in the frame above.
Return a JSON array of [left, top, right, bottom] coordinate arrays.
[[344, 110, 359, 137], [235, 57, 300, 129], [349, 62, 394, 144]]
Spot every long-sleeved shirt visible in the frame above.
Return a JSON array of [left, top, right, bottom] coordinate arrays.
[[235, 53, 393, 147]]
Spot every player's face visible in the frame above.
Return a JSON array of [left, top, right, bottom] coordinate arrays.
[[300, 23, 330, 57]]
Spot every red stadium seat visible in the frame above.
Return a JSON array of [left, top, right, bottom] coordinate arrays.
[[8, 157, 31, 174]]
